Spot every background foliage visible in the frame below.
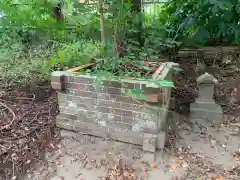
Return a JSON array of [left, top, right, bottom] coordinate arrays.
[[159, 0, 240, 46], [1, 0, 239, 86]]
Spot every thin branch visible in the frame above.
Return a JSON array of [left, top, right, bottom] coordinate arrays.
[[0, 102, 16, 131]]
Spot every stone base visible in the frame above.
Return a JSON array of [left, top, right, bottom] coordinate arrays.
[[56, 115, 167, 152], [141, 150, 165, 164], [190, 101, 223, 121]]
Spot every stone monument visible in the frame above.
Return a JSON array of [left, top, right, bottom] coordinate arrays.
[[190, 72, 223, 121]]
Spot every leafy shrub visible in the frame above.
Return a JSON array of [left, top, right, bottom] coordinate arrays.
[[143, 15, 180, 56], [50, 40, 101, 70], [0, 45, 52, 86], [0, 0, 102, 85], [0, 30, 26, 62], [142, 4, 181, 56], [159, 0, 240, 46]]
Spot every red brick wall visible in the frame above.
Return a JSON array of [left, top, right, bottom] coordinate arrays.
[[51, 72, 170, 147]]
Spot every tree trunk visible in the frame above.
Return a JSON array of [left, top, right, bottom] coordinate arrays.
[[98, 0, 106, 45], [52, 2, 64, 22], [129, 0, 144, 47], [131, 0, 141, 12]]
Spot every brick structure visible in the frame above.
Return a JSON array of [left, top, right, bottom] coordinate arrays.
[[51, 62, 177, 152]]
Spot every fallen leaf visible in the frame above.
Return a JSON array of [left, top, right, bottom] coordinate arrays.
[[178, 156, 184, 160], [49, 143, 55, 149], [181, 162, 189, 168], [215, 176, 224, 180], [171, 163, 180, 169], [151, 164, 157, 168]]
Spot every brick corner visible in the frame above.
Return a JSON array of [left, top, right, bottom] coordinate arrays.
[[143, 133, 157, 152], [156, 132, 166, 150], [51, 71, 67, 91], [56, 116, 74, 130]]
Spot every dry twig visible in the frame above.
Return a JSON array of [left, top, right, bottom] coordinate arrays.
[[0, 102, 16, 131]]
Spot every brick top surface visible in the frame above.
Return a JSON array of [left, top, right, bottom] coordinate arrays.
[[51, 71, 68, 77], [59, 62, 177, 88]]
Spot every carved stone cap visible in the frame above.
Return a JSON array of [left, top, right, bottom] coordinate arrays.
[[197, 72, 218, 85]]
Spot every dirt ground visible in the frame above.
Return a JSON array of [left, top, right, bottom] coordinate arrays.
[[25, 112, 240, 180]]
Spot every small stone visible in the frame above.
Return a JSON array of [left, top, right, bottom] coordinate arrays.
[[178, 147, 183, 152], [85, 163, 93, 170], [123, 171, 129, 177], [222, 144, 226, 148], [12, 176, 17, 180], [11, 153, 16, 157], [50, 176, 65, 180], [211, 140, 216, 147], [27, 174, 32, 179], [26, 160, 31, 164], [224, 166, 233, 172], [100, 159, 107, 166]]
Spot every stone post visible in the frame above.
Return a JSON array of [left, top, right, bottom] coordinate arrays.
[[51, 71, 67, 92], [190, 72, 223, 121], [235, 76, 240, 103]]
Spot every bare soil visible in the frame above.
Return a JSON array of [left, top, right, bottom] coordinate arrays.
[[25, 113, 240, 180]]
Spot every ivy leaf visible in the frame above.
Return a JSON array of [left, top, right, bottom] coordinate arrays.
[[50, 57, 57, 65], [75, 15, 88, 25], [211, 5, 219, 14], [193, 27, 209, 41], [142, 66, 152, 71], [159, 80, 174, 87], [134, 88, 142, 96]]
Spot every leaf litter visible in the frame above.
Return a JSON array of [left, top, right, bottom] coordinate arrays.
[[0, 84, 59, 180]]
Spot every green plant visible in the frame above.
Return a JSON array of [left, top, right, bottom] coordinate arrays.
[[0, 30, 25, 62], [0, 0, 102, 85], [143, 14, 181, 56], [50, 40, 101, 70], [159, 0, 240, 45], [0, 45, 53, 86], [0, 0, 176, 89]]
